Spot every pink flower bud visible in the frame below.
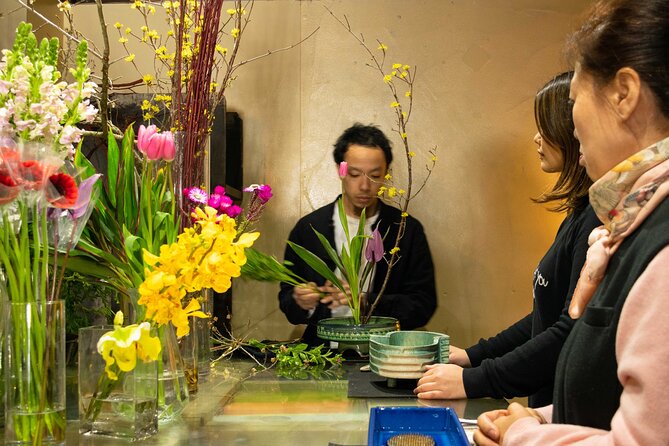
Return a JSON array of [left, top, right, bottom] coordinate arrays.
[[338, 161, 348, 178]]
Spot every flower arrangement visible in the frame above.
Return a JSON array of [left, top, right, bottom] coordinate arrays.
[[105, 0, 257, 209], [71, 119, 272, 421], [330, 15, 437, 324], [285, 162, 385, 324], [0, 22, 98, 444]]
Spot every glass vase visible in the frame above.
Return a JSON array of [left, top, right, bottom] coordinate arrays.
[[172, 130, 210, 225], [78, 325, 158, 441], [4, 300, 66, 445], [195, 289, 213, 382], [157, 323, 189, 423]]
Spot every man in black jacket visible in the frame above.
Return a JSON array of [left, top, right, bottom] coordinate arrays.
[[278, 123, 437, 346]]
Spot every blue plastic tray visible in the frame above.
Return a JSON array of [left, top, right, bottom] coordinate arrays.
[[368, 406, 469, 446]]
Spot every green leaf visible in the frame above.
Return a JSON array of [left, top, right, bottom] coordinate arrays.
[[74, 141, 96, 178], [106, 130, 119, 207], [58, 255, 116, 281], [120, 127, 138, 230], [312, 229, 346, 274], [337, 198, 350, 242], [287, 241, 343, 290]]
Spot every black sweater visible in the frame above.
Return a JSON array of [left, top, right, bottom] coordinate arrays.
[[278, 198, 437, 346], [464, 204, 601, 407]]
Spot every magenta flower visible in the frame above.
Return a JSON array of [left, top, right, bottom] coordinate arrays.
[[184, 187, 208, 204], [214, 185, 225, 195], [365, 228, 384, 263], [243, 183, 273, 204], [338, 161, 348, 178], [222, 204, 242, 218]]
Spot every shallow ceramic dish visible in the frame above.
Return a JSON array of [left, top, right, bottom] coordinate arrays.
[[368, 331, 449, 379], [316, 316, 399, 356]]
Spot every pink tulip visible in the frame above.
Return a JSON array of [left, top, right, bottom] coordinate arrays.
[[137, 124, 158, 156], [161, 131, 175, 161], [137, 125, 176, 161], [365, 228, 384, 263], [338, 161, 348, 178]]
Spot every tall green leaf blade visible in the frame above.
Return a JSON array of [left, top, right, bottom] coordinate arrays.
[[106, 130, 119, 207], [121, 127, 138, 230], [287, 241, 343, 290], [337, 198, 350, 242], [312, 230, 346, 273]]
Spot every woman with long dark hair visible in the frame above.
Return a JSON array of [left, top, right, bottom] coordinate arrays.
[[415, 72, 598, 408]]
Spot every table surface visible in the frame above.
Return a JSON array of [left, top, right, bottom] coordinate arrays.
[[51, 359, 506, 445]]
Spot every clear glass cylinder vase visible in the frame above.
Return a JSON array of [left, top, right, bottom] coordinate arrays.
[[157, 323, 189, 423], [178, 289, 213, 395], [78, 325, 158, 441], [4, 300, 66, 445]]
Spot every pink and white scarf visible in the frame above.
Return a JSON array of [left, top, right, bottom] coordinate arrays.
[[569, 137, 669, 318]]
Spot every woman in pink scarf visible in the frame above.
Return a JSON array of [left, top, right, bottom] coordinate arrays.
[[474, 0, 669, 445]]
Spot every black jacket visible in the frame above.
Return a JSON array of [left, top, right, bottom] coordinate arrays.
[[278, 198, 437, 345], [464, 204, 601, 407], [554, 198, 669, 428]]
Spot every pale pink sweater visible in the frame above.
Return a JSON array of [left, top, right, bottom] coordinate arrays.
[[503, 245, 669, 446]]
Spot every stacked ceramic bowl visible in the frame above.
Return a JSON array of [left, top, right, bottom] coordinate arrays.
[[369, 331, 450, 379]]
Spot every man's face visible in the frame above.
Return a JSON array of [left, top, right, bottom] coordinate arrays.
[[340, 144, 388, 216]]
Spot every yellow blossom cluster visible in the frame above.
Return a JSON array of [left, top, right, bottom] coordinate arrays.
[[137, 206, 259, 338], [111, 0, 246, 123], [97, 312, 162, 380]]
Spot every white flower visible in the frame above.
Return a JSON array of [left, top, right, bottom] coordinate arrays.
[[59, 125, 82, 146]]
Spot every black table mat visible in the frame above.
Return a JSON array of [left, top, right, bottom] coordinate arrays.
[[347, 368, 418, 398]]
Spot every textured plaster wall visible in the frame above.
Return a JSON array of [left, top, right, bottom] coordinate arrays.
[[6, 0, 595, 349]]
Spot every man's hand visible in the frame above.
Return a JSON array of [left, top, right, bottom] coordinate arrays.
[[448, 345, 472, 367], [318, 280, 351, 309], [414, 363, 466, 399], [292, 282, 322, 310]]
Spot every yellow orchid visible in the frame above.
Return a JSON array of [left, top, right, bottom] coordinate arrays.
[[96, 312, 162, 380]]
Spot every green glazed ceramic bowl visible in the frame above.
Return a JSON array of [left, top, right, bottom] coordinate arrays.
[[316, 317, 400, 355], [368, 331, 450, 379]]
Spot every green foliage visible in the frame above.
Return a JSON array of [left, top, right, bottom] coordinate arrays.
[[287, 197, 370, 323], [248, 340, 343, 380], [240, 248, 308, 287], [59, 272, 115, 336], [69, 125, 179, 295]]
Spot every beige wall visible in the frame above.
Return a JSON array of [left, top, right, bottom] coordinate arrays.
[[7, 0, 595, 348]]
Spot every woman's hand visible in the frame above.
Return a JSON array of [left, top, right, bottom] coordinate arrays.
[[473, 409, 508, 446], [414, 363, 466, 399], [473, 403, 545, 445], [448, 345, 472, 367]]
